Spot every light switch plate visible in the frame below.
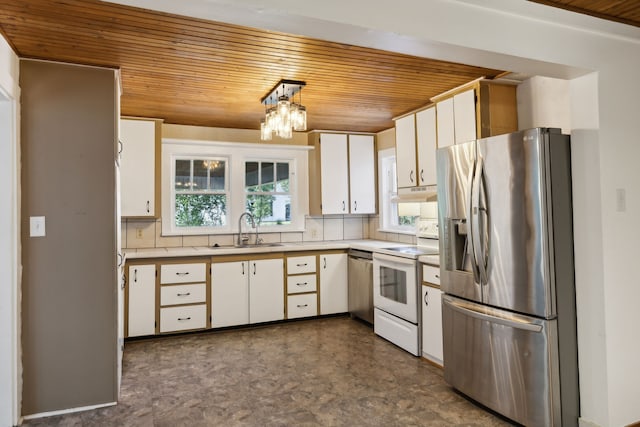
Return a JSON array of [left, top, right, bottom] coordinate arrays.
[[30, 216, 46, 237]]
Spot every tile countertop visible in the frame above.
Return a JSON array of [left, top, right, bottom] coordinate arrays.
[[123, 239, 409, 260]]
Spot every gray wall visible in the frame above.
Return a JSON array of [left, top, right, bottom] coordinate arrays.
[[20, 60, 118, 415]]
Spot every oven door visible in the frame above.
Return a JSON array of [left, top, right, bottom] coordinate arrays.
[[373, 253, 418, 323]]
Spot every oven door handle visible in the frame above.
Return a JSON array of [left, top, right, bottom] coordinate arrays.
[[373, 253, 416, 266]]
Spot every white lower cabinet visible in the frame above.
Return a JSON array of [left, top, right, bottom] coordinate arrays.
[[249, 258, 285, 324], [211, 258, 284, 327], [127, 264, 156, 337], [211, 261, 250, 328], [319, 253, 348, 315], [160, 305, 207, 333], [159, 261, 208, 333], [288, 294, 318, 319], [421, 284, 443, 365]]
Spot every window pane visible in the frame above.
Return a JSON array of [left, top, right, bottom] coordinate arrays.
[[261, 162, 274, 191], [245, 162, 259, 192], [175, 194, 226, 227], [276, 162, 289, 192], [209, 161, 225, 191], [246, 194, 291, 226], [175, 160, 191, 191], [193, 160, 209, 192]]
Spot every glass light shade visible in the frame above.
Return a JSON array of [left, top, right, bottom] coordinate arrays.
[[260, 119, 272, 141], [278, 123, 293, 139], [293, 105, 307, 131], [277, 97, 291, 117]]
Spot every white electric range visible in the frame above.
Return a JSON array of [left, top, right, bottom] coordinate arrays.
[[372, 219, 439, 355]]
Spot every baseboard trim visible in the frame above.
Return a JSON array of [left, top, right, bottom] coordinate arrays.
[[22, 401, 116, 420]]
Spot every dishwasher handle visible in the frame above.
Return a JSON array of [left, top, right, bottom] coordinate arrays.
[[348, 249, 373, 261]]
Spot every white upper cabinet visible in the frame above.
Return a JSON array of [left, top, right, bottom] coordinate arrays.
[[120, 118, 160, 217], [434, 81, 518, 148], [319, 133, 350, 214], [348, 134, 375, 214], [436, 97, 455, 148], [453, 89, 477, 144], [394, 114, 417, 188], [311, 132, 376, 215], [415, 107, 437, 186]]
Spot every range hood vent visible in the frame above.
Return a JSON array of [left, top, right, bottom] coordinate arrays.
[[392, 185, 438, 203]]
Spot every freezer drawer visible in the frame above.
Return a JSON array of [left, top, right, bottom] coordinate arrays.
[[442, 295, 565, 427]]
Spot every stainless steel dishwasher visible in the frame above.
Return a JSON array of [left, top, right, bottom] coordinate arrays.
[[348, 249, 373, 324]]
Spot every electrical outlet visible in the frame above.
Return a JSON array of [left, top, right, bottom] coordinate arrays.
[[136, 228, 143, 239]]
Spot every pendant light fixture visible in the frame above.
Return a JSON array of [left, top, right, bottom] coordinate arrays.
[[260, 79, 306, 140]]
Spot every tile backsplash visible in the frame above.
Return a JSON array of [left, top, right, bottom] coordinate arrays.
[[121, 215, 392, 249]]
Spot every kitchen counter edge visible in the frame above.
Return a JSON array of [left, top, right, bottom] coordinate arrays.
[[123, 239, 407, 260]]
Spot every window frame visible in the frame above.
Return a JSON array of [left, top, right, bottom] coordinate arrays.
[[172, 156, 230, 232], [244, 159, 293, 227], [162, 139, 309, 236], [378, 147, 418, 234]]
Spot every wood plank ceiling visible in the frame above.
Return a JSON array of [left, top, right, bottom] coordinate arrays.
[[1, 1, 637, 133], [0, 0, 506, 133], [528, 0, 640, 28]]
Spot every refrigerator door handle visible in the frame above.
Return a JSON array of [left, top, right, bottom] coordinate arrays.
[[467, 158, 481, 284], [470, 157, 485, 285], [444, 296, 543, 333], [477, 161, 489, 285]]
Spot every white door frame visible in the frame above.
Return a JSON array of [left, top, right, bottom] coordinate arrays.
[[0, 85, 21, 426]]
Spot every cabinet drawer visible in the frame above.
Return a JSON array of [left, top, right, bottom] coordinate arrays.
[[287, 274, 317, 294], [287, 255, 316, 275], [287, 294, 318, 319], [160, 305, 207, 333], [161, 263, 206, 284], [161, 283, 206, 306], [422, 264, 440, 286]]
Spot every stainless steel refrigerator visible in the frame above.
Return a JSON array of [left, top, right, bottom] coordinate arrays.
[[436, 128, 579, 426]]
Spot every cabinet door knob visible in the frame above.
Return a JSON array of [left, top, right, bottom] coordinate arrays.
[[420, 169, 424, 183], [410, 170, 414, 183], [354, 200, 357, 211], [146, 201, 150, 213], [424, 290, 429, 306], [342, 201, 346, 211]]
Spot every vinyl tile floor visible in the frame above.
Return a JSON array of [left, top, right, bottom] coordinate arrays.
[[23, 316, 514, 426]]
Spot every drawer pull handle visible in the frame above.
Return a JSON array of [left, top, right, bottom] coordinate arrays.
[[435, 274, 440, 278], [296, 282, 308, 286], [297, 304, 308, 308], [177, 292, 191, 297], [177, 317, 191, 321], [296, 263, 307, 267], [176, 272, 190, 276]]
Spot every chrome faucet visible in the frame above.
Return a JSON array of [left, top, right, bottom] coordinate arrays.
[[237, 212, 257, 246]]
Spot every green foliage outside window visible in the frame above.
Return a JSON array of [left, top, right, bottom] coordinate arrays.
[[175, 194, 226, 227]]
